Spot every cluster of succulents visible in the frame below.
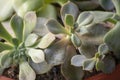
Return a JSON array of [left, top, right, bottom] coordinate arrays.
[[0, 0, 120, 80]]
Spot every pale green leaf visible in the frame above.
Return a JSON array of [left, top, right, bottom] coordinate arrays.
[[2, 21, 15, 37], [13, 0, 44, 17], [61, 1, 79, 21], [76, 12, 94, 27], [46, 19, 69, 34], [19, 61, 36, 80], [33, 18, 49, 36], [77, 11, 114, 27], [38, 33, 55, 49], [70, 34, 81, 47], [104, 22, 120, 58], [0, 42, 13, 52], [98, 43, 109, 55], [44, 38, 69, 65], [23, 11, 37, 39], [91, 11, 114, 23], [25, 33, 38, 47], [71, 55, 87, 67], [28, 49, 45, 63], [0, 0, 14, 21], [0, 50, 12, 68], [30, 61, 52, 74], [37, 4, 57, 19], [112, 0, 120, 15], [61, 45, 84, 80], [83, 58, 96, 71], [10, 15, 24, 42], [79, 41, 98, 58], [0, 23, 12, 43]]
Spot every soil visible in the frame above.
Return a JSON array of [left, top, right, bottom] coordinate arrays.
[[3, 65, 66, 80]]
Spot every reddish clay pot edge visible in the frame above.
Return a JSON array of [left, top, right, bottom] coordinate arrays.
[[85, 64, 120, 80], [0, 76, 13, 80]]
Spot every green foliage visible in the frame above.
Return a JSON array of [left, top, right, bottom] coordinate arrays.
[[104, 22, 120, 58], [99, 0, 114, 10], [1, 0, 120, 80], [112, 0, 120, 15], [0, 0, 14, 21], [0, 12, 52, 80]]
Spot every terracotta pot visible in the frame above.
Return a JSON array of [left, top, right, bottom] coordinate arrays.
[[85, 64, 120, 80], [0, 76, 13, 80]]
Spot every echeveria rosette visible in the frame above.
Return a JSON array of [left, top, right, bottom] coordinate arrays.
[[45, 1, 115, 75], [0, 12, 52, 80], [46, 1, 114, 59], [46, 1, 81, 48], [45, 1, 85, 80]]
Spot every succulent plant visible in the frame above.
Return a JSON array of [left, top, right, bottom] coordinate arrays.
[[1, 0, 120, 80], [71, 0, 120, 75], [0, 12, 54, 80], [44, 1, 120, 79], [0, 0, 60, 21]]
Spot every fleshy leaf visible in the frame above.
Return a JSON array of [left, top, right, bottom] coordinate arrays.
[[76, 1, 99, 10], [0, 23, 12, 43], [65, 14, 74, 27], [61, 45, 84, 80], [99, 0, 114, 10], [96, 56, 115, 73], [90, 11, 114, 23], [0, 42, 13, 52], [25, 33, 38, 47], [44, 38, 69, 65], [79, 42, 98, 58], [71, 55, 87, 67], [10, 15, 24, 42], [61, 1, 79, 21], [77, 11, 114, 27], [70, 34, 81, 47], [2, 21, 15, 37], [46, 19, 69, 34], [0, 0, 14, 21], [23, 11, 37, 39], [78, 23, 110, 58], [0, 50, 12, 68], [13, 0, 44, 17], [28, 49, 45, 63], [112, 0, 120, 15], [83, 58, 96, 71], [37, 4, 57, 19], [33, 18, 49, 36], [38, 33, 55, 49], [98, 43, 109, 55], [19, 61, 36, 80], [76, 12, 94, 28], [29, 61, 52, 74], [104, 22, 120, 58], [96, 59, 104, 71]]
